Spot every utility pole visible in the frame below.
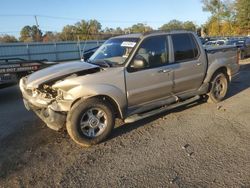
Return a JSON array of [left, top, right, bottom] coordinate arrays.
[[34, 15, 40, 42]]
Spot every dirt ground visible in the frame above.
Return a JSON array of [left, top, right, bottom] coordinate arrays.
[[0, 60, 250, 188]]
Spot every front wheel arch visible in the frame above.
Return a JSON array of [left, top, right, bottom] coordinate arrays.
[[70, 95, 123, 119]]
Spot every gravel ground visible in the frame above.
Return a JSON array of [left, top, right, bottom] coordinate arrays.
[[0, 60, 250, 188]]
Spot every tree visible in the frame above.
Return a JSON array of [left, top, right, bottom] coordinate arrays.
[[183, 21, 197, 31], [127, 23, 153, 33], [60, 25, 78, 41], [43, 31, 61, 42], [202, 0, 225, 15], [71, 19, 102, 40], [235, 0, 250, 34], [201, 0, 237, 35], [101, 27, 124, 39], [160, 20, 184, 31], [19, 26, 32, 42], [0, 35, 18, 43], [87, 19, 102, 39], [204, 16, 221, 36], [19, 25, 43, 42], [160, 20, 197, 31], [114, 27, 124, 35]]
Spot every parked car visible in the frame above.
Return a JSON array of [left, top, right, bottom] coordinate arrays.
[[204, 40, 226, 47], [226, 38, 250, 59], [20, 31, 239, 147], [215, 40, 226, 46], [204, 40, 217, 46]]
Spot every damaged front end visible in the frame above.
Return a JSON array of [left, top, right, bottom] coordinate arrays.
[[19, 61, 102, 131], [20, 78, 68, 130]]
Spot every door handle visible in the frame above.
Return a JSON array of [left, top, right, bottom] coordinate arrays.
[[158, 69, 172, 73], [197, 63, 202, 66]]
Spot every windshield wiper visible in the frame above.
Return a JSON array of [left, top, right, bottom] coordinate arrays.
[[87, 59, 112, 68]]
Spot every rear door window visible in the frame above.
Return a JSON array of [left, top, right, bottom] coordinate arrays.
[[172, 33, 199, 62]]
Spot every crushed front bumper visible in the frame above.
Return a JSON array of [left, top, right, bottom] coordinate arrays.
[[23, 99, 66, 131], [20, 78, 67, 131]]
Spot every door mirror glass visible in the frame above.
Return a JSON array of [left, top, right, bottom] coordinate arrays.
[[131, 55, 147, 69]]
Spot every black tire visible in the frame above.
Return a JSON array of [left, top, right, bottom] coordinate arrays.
[[207, 71, 229, 103], [66, 98, 115, 147]]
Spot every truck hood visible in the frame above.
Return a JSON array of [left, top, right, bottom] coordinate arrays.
[[26, 61, 100, 88]]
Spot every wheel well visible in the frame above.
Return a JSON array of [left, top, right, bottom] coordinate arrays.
[[215, 67, 228, 76], [208, 66, 229, 91], [71, 95, 122, 119]]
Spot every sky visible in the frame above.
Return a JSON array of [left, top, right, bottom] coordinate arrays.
[[0, 0, 211, 37]]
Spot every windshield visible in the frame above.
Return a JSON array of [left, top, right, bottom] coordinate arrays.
[[89, 37, 139, 66]]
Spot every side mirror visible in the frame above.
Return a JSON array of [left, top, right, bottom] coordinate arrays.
[[131, 55, 146, 69]]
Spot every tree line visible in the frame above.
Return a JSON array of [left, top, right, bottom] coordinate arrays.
[[202, 0, 250, 36], [0, 0, 249, 43], [0, 19, 197, 43]]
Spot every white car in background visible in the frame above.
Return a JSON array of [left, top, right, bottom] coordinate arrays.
[[204, 40, 226, 46]]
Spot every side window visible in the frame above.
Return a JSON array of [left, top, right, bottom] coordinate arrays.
[[172, 34, 199, 62], [135, 35, 168, 69]]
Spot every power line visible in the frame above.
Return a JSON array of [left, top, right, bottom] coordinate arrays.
[[0, 14, 33, 17], [0, 14, 166, 24]]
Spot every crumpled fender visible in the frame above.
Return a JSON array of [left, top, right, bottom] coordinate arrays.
[[66, 83, 127, 118]]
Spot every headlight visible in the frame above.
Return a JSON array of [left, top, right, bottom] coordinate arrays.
[[32, 89, 39, 97]]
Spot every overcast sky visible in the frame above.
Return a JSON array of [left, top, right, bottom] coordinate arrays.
[[0, 0, 211, 36]]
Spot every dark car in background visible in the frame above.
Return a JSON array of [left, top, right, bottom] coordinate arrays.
[[226, 37, 250, 59]]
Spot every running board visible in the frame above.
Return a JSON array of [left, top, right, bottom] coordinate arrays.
[[124, 95, 200, 124]]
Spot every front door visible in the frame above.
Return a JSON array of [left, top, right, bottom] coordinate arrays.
[[125, 35, 174, 108]]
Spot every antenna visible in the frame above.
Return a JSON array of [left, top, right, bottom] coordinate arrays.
[[81, 21, 91, 61]]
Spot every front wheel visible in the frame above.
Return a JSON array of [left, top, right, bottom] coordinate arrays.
[[207, 72, 229, 103], [66, 98, 115, 147]]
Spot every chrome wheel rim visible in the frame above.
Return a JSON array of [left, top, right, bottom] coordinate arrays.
[[213, 74, 227, 99], [80, 108, 107, 138]]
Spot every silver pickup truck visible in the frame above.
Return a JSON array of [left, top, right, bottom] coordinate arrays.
[[19, 31, 239, 147]]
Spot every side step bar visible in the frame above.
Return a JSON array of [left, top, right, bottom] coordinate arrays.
[[124, 95, 200, 124]]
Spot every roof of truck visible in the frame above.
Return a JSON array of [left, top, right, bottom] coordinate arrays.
[[112, 30, 195, 39]]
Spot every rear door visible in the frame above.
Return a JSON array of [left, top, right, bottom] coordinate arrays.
[[170, 33, 207, 94], [125, 35, 174, 107]]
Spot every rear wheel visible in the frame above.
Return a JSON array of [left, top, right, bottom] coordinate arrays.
[[66, 98, 115, 147], [207, 72, 229, 103]]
